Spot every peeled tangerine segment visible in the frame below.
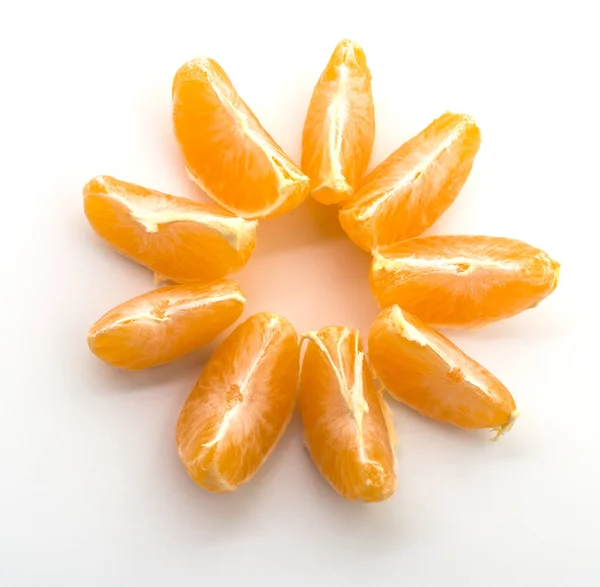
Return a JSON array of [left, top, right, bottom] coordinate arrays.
[[301, 39, 375, 205], [83, 176, 257, 283], [88, 279, 245, 370], [370, 235, 560, 328], [299, 326, 396, 502], [172, 57, 310, 219], [369, 306, 518, 438], [176, 313, 300, 492], [339, 112, 481, 251]]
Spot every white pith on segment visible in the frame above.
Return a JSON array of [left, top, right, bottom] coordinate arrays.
[[354, 118, 470, 225], [304, 328, 370, 461], [185, 58, 308, 217], [372, 251, 521, 275], [323, 63, 350, 187], [389, 305, 494, 400], [92, 176, 257, 252], [90, 290, 246, 338], [201, 315, 280, 450]]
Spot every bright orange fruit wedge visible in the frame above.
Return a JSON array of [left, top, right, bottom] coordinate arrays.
[[339, 112, 481, 251], [369, 305, 518, 438], [299, 326, 396, 502], [176, 313, 300, 492], [83, 176, 257, 283], [172, 57, 310, 219], [88, 279, 245, 370], [370, 235, 560, 328], [302, 39, 375, 205]]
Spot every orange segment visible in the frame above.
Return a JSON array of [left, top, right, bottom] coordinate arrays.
[[339, 112, 481, 251], [83, 176, 257, 283], [369, 306, 518, 437], [299, 326, 396, 502], [172, 57, 310, 219], [370, 235, 560, 328], [301, 39, 375, 205], [88, 280, 245, 370], [176, 313, 300, 492]]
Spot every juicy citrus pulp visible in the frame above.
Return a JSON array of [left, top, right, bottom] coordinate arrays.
[[369, 305, 518, 438], [173, 57, 310, 219], [83, 176, 257, 283], [302, 39, 375, 205], [370, 235, 560, 328], [299, 326, 396, 502], [339, 112, 481, 251], [88, 279, 245, 370], [176, 313, 300, 492]]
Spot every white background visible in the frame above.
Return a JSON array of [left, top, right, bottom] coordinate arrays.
[[1, 1, 599, 585]]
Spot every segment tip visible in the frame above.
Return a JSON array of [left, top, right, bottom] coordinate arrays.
[[491, 409, 520, 441]]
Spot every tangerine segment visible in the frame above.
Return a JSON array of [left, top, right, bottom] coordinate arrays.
[[83, 176, 257, 283], [88, 280, 245, 370], [176, 313, 300, 492], [172, 57, 310, 219], [299, 326, 396, 502], [301, 39, 375, 205], [369, 306, 518, 437], [339, 112, 481, 251], [370, 235, 560, 328]]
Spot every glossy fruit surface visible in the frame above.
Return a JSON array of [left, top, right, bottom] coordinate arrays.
[[302, 39, 375, 205], [173, 57, 310, 218], [370, 235, 560, 328], [88, 280, 245, 370], [176, 313, 299, 492], [339, 112, 481, 251], [300, 326, 396, 502], [369, 306, 518, 438], [84, 176, 257, 283]]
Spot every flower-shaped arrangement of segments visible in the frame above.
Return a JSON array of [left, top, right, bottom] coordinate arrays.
[[85, 39, 560, 502]]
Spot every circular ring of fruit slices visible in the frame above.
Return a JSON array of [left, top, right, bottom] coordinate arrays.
[[339, 112, 481, 252], [176, 313, 300, 492], [173, 57, 310, 219], [84, 176, 257, 283], [299, 326, 396, 502], [88, 280, 245, 370], [370, 235, 560, 328], [369, 305, 519, 439], [301, 39, 375, 205], [84, 39, 563, 502]]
